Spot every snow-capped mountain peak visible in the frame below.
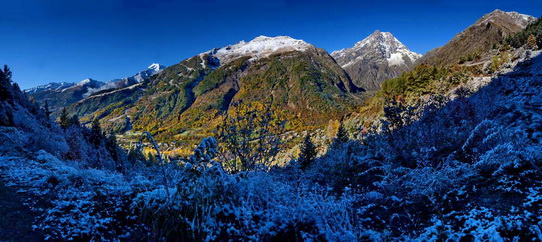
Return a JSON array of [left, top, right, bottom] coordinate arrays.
[[77, 78, 97, 86], [353, 30, 397, 49], [331, 30, 421, 68], [203, 35, 314, 65], [147, 63, 166, 72], [331, 31, 421, 91], [132, 63, 166, 82]]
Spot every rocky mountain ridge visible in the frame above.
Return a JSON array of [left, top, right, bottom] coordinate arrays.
[[417, 9, 536, 65]]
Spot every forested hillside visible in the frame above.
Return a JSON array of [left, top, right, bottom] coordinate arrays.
[[63, 37, 365, 155]]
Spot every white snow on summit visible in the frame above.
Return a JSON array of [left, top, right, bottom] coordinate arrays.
[[132, 63, 166, 83], [203, 36, 314, 65], [147, 63, 165, 73], [504, 11, 537, 27], [76, 78, 97, 86]]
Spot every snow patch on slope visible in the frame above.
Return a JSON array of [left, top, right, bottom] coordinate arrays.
[[387, 53, 405, 66], [76, 78, 98, 86]]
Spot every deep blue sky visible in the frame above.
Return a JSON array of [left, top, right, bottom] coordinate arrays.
[[2, 0, 541, 89]]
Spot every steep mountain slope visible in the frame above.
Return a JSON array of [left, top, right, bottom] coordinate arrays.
[[70, 36, 365, 145], [331, 30, 421, 91], [417, 10, 536, 65], [317, 48, 542, 241], [26, 64, 165, 113]]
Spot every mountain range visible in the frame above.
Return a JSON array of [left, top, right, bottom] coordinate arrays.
[[25, 63, 166, 112], [26, 9, 537, 148], [27, 32, 418, 140], [65, 35, 366, 142]]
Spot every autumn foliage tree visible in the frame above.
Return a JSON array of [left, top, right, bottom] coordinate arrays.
[[527, 34, 537, 49]]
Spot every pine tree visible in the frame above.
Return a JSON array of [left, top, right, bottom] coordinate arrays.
[[299, 134, 317, 170], [0, 65, 12, 101], [106, 134, 122, 171], [90, 118, 103, 146], [44, 101, 52, 118], [59, 107, 70, 129], [336, 122, 349, 144]]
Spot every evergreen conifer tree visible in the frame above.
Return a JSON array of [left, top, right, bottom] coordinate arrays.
[[0, 65, 12, 101], [106, 134, 123, 171], [44, 101, 52, 118], [336, 122, 349, 144], [299, 133, 317, 170], [90, 118, 103, 146], [59, 108, 70, 129]]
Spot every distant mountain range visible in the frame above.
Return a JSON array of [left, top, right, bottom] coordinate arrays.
[[25, 63, 166, 112]]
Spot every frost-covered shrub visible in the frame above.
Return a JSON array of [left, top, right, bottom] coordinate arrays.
[[132, 139, 373, 240], [63, 125, 91, 162], [167, 170, 365, 240], [0, 150, 162, 240], [216, 101, 286, 173], [189, 137, 218, 167], [0, 126, 28, 155], [6, 105, 69, 157]]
